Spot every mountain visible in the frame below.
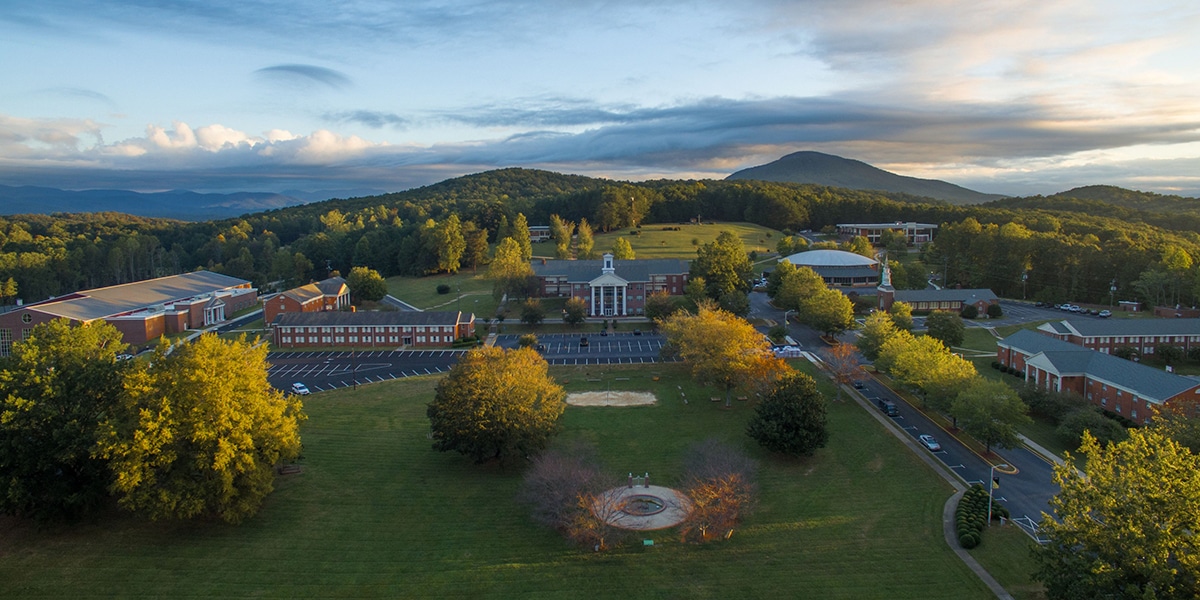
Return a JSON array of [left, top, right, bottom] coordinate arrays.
[[726, 151, 1005, 205], [0, 185, 312, 221]]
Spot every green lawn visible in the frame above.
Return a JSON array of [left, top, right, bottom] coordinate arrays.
[[0, 361, 1002, 599], [591, 222, 781, 259], [968, 525, 1046, 600], [386, 271, 502, 317]]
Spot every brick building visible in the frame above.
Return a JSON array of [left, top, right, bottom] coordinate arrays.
[[996, 329, 1200, 424], [836, 222, 938, 245], [1036, 319, 1200, 357], [878, 287, 998, 313], [531, 253, 689, 317], [263, 276, 350, 325], [0, 271, 256, 355], [272, 310, 475, 349]]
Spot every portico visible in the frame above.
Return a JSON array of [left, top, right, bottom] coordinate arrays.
[[589, 254, 629, 316]]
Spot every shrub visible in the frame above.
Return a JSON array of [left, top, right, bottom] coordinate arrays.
[[959, 533, 980, 549], [436, 284, 452, 295], [986, 303, 1003, 318], [960, 305, 979, 319]]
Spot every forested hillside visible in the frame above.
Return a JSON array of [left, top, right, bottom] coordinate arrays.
[[1, 169, 1199, 311]]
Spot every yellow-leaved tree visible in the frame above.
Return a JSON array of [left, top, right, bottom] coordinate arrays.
[[658, 301, 787, 407], [427, 346, 566, 463], [97, 334, 305, 524]]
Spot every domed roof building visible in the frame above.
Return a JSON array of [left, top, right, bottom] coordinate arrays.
[[780, 249, 880, 287]]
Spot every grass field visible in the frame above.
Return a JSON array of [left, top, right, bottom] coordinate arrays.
[[386, 271, 502, 318], [0, 360, 1003, 599], [968, 526, 1046, 600], [590, 222, 781, 259]]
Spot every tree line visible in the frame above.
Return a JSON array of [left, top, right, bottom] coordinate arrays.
[[4, 168, 1200, 309]]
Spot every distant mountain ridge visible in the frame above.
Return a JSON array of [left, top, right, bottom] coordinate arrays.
[[727, 151, 1005, 205], [0, 185, 313, 221]]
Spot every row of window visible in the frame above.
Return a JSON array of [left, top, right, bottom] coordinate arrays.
[[1090, 335, 1200, 344], [280, 325, 455, 334], [280, 335, 454, 344]]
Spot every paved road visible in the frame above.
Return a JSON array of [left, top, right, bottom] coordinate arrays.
[[749, 290, 1059, 538]]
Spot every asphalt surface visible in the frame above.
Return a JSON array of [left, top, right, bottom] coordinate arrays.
[[268, 331, 676, 393], [748, 290, 1060, 538]]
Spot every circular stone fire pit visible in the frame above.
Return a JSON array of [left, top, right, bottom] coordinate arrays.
[[592, 485, 692, 530]]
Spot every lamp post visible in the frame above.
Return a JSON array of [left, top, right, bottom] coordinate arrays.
[[1021, 272, 1028, 300], [783, 309, 795, 324], [987, 463, 1009, 527], [1109, 280, 1117, 307]]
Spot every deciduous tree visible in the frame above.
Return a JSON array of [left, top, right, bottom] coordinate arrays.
[[773, 264, 825, 312], [511, 212, 533, 261], [801, 287, 855, 337], [925, 310, 965, 348], [643, 291, 677, 323], [678, 439, 757, 543], [823, 342, 862, 396], [520, 298, 546, 326], [427, 347, 566, 463], [690, 231, 753, 299], [97, 334, 305, 523], [658, 302, 786, 406], [857, 310, 897, 361], [888, 301, 913, 331], [878, 332, 976, 414], [462, 221, 490, 273], [487, 237, 534, 299], [950, 378, 1031, 453], [611, 237, 635, 260], [549, 214, 574, 259], [575, 218, 596, 259], [345, 266, 387, 303], [563, 297, 587, 326], [0, 320, 128, 521], [746, 372, 830, 456], [1035, 429, 1200, 599]]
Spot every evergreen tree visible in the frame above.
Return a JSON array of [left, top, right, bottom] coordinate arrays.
[[747, 372, 830, 457]]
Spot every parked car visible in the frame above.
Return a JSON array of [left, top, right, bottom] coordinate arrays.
[[291, 382, 310, 395], [918, 434, 942, 452], [877, 399, 899, 416], [536, 344, 546, 352], [853, 380, 865, 389], [579, 337, 589, 347], [1098, 310, 1112, 318], [600, 329, 608, 336], [633, 329, 642, 336]]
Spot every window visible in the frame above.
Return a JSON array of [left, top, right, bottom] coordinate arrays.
[[1132, 409, 1138, 419], [336, 336, 344, 343], [21, 313, 32, 324], [322, 336, 331, 343], [282, 336, 292, 344], [308, 336, 317, 343], [1101, 397, 1108, 406], [1116, 404, 1122, 413], [350, 336, 358, 343]]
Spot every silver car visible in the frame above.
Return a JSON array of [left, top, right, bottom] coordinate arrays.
[[918, 434, 941, 452]]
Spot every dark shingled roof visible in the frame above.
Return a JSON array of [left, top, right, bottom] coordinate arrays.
[[531, 258, 689, 282], [1051, 318, 1200, 338], [282, 276, 347, 304], [999, 329, 1200, 404], [273, 311, 473, 327]]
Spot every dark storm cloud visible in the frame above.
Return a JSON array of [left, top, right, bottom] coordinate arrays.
[[254, 65, 351, 89]]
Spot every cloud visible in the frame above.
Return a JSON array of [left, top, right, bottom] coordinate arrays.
[[323, 110, 407, 129], [254, 64, 351, 89]]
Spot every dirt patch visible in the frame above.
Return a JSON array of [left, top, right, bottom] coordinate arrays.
[[566, 391, 657, 407]]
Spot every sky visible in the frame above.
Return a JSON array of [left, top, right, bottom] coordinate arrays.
[[3, 0, 1200, 198]]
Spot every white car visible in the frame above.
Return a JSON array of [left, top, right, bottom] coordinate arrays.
[[291, 382, 311, 395], [918, 434, 941, 452]]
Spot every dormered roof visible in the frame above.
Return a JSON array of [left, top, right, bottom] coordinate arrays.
[[999, 329, 1200, 404]]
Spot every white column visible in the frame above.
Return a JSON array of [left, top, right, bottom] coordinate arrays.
[[621, 286, 627, 316], [590, 286, 596, 316]]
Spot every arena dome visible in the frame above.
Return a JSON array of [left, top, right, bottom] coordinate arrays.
[[782, 249, 878, 268], [779, 249, 880, 288]]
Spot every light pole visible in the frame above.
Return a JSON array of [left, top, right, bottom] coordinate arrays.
[[1109, 279, 1117, 307], [783, 309, 795, 324], [987, 463, 1009, 526], [1021, 272, 1028, 300]]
